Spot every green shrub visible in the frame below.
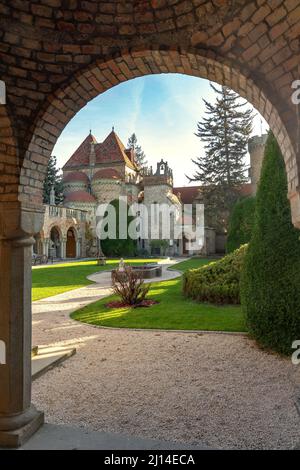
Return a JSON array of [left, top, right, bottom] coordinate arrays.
[[183, 244, 247, 305], [150, 239, 168, 255], [226, 196, 256, 253], [240, 131, 300, 355]]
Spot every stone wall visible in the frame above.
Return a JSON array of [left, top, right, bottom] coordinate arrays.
[[91, 179, 122, 204], [63, 180, 88, 195]]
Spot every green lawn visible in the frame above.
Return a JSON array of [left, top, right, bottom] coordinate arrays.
[[32, 258, 160, 301], [72, 257, 246, 332]]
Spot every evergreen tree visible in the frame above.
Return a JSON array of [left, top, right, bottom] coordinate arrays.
[[241, 132, 300, 355], [189, 84, 253, 231], [43, 155, 64, 204], [127, 133, 147, 167], [226, 196, 256, 253]]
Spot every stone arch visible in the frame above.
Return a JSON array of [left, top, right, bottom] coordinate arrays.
[[49, 225, 62, 259], [19, 48, 299, 222], [47, 223, 63, 240], [64, 224, 78, 240], [2, 3, 300, 448], [66, 226, 78, 258]]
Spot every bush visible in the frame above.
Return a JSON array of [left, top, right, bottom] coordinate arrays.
[[150, 239, 169, 255], [183, 244, 247, 304], [226, 196, 256, 253], [112, 266, 150, 306], [240, 131, 300, 355]]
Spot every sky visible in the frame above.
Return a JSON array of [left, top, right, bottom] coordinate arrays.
[[53, 74, 269, 187]]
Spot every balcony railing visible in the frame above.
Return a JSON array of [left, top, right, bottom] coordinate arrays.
[[66, 208, 77, 219], [47, 205, 87, 222], [48, 205, 62, 218]]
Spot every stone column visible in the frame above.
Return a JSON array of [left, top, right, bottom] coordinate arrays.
[[60, 238, 66, 259], [76, 239, 81, 258], [178, 237, 183, 256], [0, 203, 44, 447], [42, 238, 49, 256]]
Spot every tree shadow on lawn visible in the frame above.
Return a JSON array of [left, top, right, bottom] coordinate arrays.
[[72, 278, 246, 333]]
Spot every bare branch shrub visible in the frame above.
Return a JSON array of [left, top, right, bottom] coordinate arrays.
[[112, 266, 150, 306]]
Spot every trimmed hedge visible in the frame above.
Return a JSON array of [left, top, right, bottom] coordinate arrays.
[[183, 245, 247, 305], [226, 196, 256, 253], [241, 131, 300, 355]]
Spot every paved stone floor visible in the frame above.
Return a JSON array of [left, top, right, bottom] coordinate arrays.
[[31, 261, 300, 450], [20, 423, 209, 450]]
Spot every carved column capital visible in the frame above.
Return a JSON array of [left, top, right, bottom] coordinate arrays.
[[0, 202, 45, 240]]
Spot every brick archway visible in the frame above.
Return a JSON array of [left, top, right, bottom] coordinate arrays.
[[0, 0, 300, 447], [0, 1, 298, 224], [19, 48, 299, 224]]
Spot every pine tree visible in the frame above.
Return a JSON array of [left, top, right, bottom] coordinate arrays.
[[189, 83, 253, 231], [226, 196, 256, 253], [240, 131, 300, 355], [43, 155, 64, 204], [127, 133, 147, 167]]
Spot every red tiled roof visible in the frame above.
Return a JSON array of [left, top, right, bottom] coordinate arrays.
[[64, 191, 96, 203], [173, 186, 201, 204], [174, 183, 254, 204], [95, 131, 137, 170], [63, 130, 138, 171], [63, 171, 89, 183], [92, 168, 121, 180], [63, 133, 97, 168]]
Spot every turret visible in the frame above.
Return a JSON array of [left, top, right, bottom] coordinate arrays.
[[248, 134, 268, 193], [143, 159, 173, 189]]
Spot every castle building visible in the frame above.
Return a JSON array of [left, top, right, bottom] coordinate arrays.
[[248, 134, 268, 193], [33, 130, 267, 259]]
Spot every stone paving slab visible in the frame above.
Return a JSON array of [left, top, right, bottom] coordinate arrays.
[[19, 423, 209, 450], [32, 346, 76, 381]]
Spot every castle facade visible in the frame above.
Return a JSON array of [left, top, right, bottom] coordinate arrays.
[[33, 130, 266, 259]]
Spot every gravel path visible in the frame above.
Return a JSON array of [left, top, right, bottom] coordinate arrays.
[[32, 262, 300, 450]]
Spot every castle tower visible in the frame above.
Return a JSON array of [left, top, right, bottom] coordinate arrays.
[[248, 134, 268, 194], [143, 159, 173, 200], [142, 159, 182, 256], [91, 168, 122, 204]]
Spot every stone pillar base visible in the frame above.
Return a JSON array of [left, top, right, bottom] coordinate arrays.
[[0, 407, 44, 448]]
